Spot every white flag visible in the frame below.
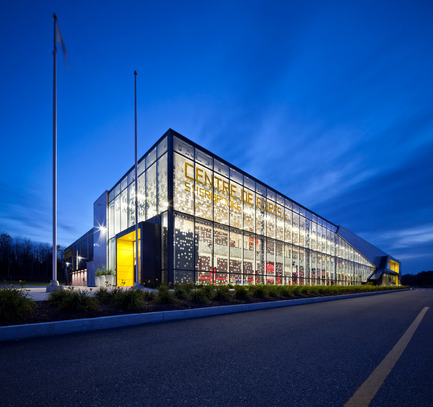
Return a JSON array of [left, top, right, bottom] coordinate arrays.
[[56, 22, 70, 69]]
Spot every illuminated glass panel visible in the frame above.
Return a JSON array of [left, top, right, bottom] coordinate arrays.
[[157, 154, 168, 213], [128, 181, 135, 228], [114, 183, 120, 198], [299, 248, 306, 284], [213, 174, 229, 225], [214, 225, 228, 284], [195, 220, 213, 284], [195, 148, 213, 169], [285, 208, 292, 243], [266, 238, 275, 283], [276, 241, 283, 285], [120, 177, 127, 192], [194, 162, 213, 221], [276, 205, 284, 241], [146, 163, 157, 219], [157, 136, 167, 159], [329, 256, 335, 284], [292, 213, 299, 245], [229, 229, 243, 284], [243, 189, 255, 232], [214, 158, 229, 177], [137, 172, 146, 222], [230, 167, 243, 184], [244, 175, 255, 191], [173, 152, 194, 215], [255, 236, 265, 282], [174, 214, 195, 270], [284, 244, 292, 284], [243, 233, 255, 283], [114, 194, 120, 236], [230, 181, 243, 229], [255, 192, 266, 236], [146, 147, 156, 169], [174, 136, 194, 160], [120, 189, 127, 231], [310, 222, 317, 251], [108, 237, 115, 271], [321, 226, 326, 253], [299, 216, 305, 247], [310, 251, 317, 285], [127, 169, 135, 186], [292, 247, 299, 284], [109, 201, 115, 239], [266, 203, 276, 239], [138, 159, 145, 176]]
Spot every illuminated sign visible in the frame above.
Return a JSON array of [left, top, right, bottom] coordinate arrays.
[[182, 162, 290, 220]]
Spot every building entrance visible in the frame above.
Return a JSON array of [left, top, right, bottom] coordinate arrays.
[[116, 229, 140, 287]]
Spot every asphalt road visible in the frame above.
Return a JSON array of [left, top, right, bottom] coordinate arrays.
[[1, 289, 432, 407]]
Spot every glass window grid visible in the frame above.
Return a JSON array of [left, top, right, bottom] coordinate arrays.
[[173, 209, 373, 285], [108, 139, 168, 241]]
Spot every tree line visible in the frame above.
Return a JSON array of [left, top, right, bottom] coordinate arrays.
[[401, 270, 433, 286], [0, 233, 66, 283]]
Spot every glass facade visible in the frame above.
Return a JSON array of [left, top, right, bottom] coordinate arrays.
[[171, 134, 374, 285], [104, 130, 375, 286]]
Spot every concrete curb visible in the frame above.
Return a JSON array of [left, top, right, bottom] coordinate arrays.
[[0, 289, 409, 342]]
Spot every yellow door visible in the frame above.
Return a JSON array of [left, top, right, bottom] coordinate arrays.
[[117, 229, 140, 287]]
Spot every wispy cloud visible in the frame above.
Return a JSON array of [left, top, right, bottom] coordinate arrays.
[[362, 224, 433, 250]]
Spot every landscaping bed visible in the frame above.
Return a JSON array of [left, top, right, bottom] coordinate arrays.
[[0, 284, 407, 327]]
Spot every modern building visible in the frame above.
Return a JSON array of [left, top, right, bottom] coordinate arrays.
[[65, 129, 400, 287]]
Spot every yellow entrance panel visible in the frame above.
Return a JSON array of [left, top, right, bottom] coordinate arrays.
[[117, 229, 141, 287], [117, 239, 134, 286]]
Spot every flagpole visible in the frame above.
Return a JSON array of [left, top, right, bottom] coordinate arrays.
[[134, 71, 140, 287], [48, 13, 60, 291]]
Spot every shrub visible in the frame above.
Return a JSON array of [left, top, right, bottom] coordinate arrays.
[[234, 285, 249, 300], [112, 288, 147, 311], [191, 288, 210, 304], [289, 285, 302, 296], [49, 289, 98, 313], [307, 286, 321, 295], [249, 284, 268, 298], [279, 285, 294, 297], [94, 287, 113, 304], [48, 289, 68, 307], [297, 285, 311, 295], [0, 287, 36, 320], [198, 284, 215, 300], [142, 290, 156, 301], [268, 285, 280, 297], [213, 285, 232, 302], [174, 284, 191, 300], [156, 284, 177, 304]]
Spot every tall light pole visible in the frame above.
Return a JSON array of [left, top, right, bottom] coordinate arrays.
[[47, 14, 60, 291], [47, 13, 68, 292], [133, 71, 140, 287]]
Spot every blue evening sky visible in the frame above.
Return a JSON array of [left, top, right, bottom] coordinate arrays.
[[0, 1, 432, 274]]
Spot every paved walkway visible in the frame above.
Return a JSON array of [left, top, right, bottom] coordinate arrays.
[[21, 285, 156, 301], [23, 286, 94, 301]]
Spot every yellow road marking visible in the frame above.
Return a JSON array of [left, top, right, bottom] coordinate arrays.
[[345, 306, 429, 407]]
